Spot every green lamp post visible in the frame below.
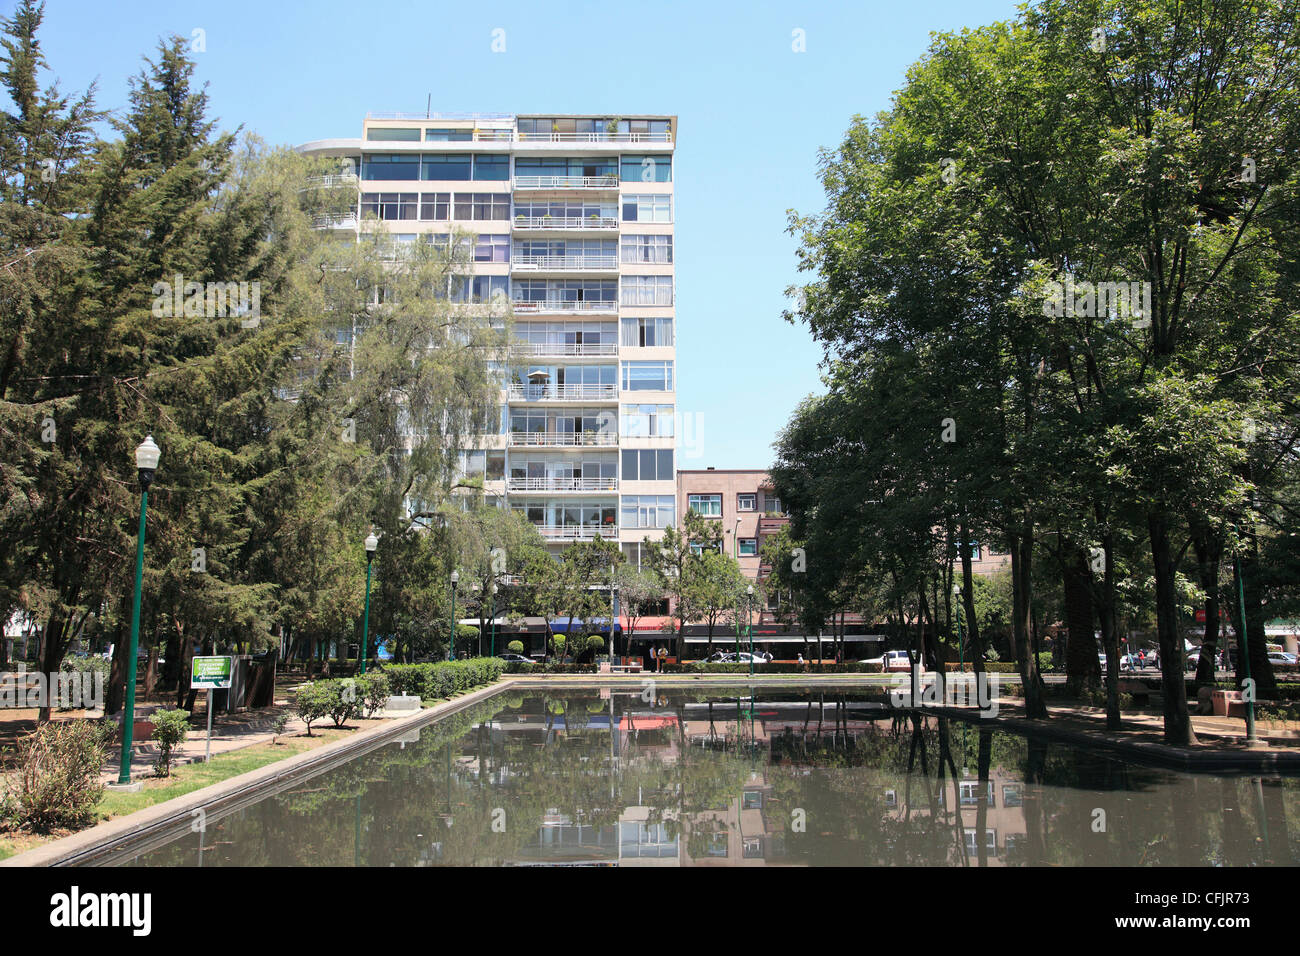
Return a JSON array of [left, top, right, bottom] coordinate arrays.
[[1234, 552, 1257, 743], [747, 584, 755, 677], [118, 435, 160, 785], [490, 582, 498, 657], [360, 531, 377, 674], [449, 569, 459, 661]]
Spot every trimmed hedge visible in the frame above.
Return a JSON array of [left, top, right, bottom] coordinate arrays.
[[381, 657, 505, 699]]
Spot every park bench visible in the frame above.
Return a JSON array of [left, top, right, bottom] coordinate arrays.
[[598, 659, 642, 674]]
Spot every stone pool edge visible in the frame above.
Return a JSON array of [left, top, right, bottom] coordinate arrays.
[[1, 680, 511, 868]]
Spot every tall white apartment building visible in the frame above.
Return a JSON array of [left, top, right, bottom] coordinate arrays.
[[299, 113, 678, 563]]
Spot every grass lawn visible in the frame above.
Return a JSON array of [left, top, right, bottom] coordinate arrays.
[[0, 724, 361, 862]]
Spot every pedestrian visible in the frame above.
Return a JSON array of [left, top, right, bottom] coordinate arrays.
[[657, 645, 668, 672], [1138, 649, 1145, 671]]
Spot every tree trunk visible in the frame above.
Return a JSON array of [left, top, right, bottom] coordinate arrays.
[[1193, 532, 1222, 684], [1099, 534, 1122, 730], [1147, 513, 1196, 745], [1063, 545, 1099, 693], [37, 613, 69, 723], [958, 519, 984, 677], [1012, 521, 1046, 718]]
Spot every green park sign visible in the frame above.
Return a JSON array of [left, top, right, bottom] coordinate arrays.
[[191, 655, 233, 690]]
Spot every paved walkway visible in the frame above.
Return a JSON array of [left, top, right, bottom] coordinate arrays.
[[102, 698, 383, 784]]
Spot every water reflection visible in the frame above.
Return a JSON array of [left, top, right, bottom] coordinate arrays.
[[112, 688, 1298, 867]]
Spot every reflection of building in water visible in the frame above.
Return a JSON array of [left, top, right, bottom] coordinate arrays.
[[881, 767, 1028, 866]]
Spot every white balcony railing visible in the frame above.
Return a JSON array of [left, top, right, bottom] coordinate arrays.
[[509, 431, 618, 447], [516, 131, 672, 144], [512, 216, 619, 231], [513, 175, 620, 190], [518, 342, 618, 357], [536, 524, 620, 540], [507, 477, 618, 493], [312, 214, 358, 230], [508, 384, 616, 402], [511, 255, 618, 271], [304, 174, 360, 189], [510, 298, 617, 314]]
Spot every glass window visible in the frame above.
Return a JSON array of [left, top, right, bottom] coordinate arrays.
[[474, 235, 510, 263], [621, 155, 672, 183], [621, 276, 673, 307], [454, 193, 510, 221], [362, 154, 420, 180], [419, 192, 450, 220], [738, 538, 757, 557], [737, 494, 756, 512], [763, 496, 783, 515], [473, 154, 510, 180], [621, 234, 673, 264], [622, 361, 673, 391], [361, 193, 417, 221], [621, 194, 671, 223], [422, 154, 472, 181], [366, 127, 420, 141], [621, 317, 673, 347], [688, 494, 721, 517], [425, 128, 473, 141]]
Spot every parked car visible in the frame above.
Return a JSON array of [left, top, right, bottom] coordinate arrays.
[[861, 650, 913, 672], [1267, 652, 1296, 666], [713, 652, 768, 665], [499, 653, 533, 665]]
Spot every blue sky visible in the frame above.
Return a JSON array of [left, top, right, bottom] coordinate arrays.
[[16, 0, 1024, 467]]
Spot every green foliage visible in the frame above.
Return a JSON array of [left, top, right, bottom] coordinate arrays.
[[150, 708, 190, 777], [294, 683, 332, 736], [357, 671, 390, 717], [379, 657, 504, 700], [7, 720, 110, 832], [506, 640, 525, 655]]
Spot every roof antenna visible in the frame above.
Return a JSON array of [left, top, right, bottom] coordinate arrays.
[[426, 94, 431, 119]]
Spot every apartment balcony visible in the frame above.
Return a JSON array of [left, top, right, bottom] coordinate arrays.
[[303, 173, 360, 189], [507, 477, 618, 494], [509, 431, 618, 448], [515, 131, 672, 144], [514, 175, 620, 190], [535, 523, 620, 541], [518, 341, 618, 358], [508, 384, 617, 403], [511, 255, 618, 273], [510, 298, 617, 315], [512, 216, 619, 231], [311, 214, 359, 231]]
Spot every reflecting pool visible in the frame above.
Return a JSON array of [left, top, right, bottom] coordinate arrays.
[[106, 687, 1299, 866]]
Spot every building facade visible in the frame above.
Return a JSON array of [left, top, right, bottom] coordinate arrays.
[[299, 113, 677, 556]]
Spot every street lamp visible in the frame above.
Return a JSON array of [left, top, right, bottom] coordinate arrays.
[[747, 584, 755, 677], [118, 435, 160, 785], [360, 531, 378, 674], [490, 583, 498, 657], [953, 580, 965, 675], [1234, 550, 1257, 743], [449, 569, 460, 661]]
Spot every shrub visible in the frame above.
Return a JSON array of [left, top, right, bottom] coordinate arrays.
[[587, 635, 605, 652], [10, 720, 110, 832], [329, 680, 360, 727], [379, 658, 504, 700], [294, 683, 332, 736], [985, 648, 1000, 662], [358, 671, 390, 717], [150, 709, 191, 777], [271, 713, 289, 743], [507, 640, 525, 655]]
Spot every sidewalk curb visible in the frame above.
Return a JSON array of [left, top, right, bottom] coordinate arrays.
[[1, 680, 509, 868]]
